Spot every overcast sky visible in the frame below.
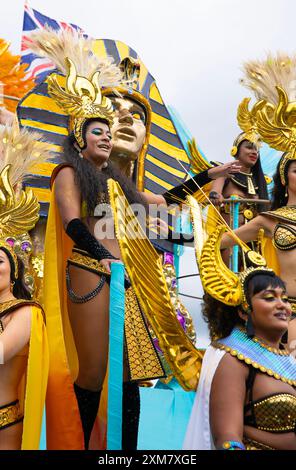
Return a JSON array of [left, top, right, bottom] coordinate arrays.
[[1, 0, 295, 162]]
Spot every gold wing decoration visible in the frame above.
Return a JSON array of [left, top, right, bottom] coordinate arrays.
[[187, 139, 214, 204], [237, 98, 266, 144], [0, 165, 39, 238], [108, 178, 203, 391], [188, 138, 212, 174], [256, 86, 296, 156], [198, 225, 242, 306], [48, 58, 114, 123]]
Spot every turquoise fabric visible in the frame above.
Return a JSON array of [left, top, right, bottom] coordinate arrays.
[[138, 379, 195, 450], [107, 262, 125, 450], [39, 409, 46, 449]]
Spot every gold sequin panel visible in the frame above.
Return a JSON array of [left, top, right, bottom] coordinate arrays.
[[273, 224, 296, 251], [0, 400, 23, 430], [252, 393, 296, 433], [243, 437, 275, 450], [69, 248, 111, 276], [124, 287, 165, 381]]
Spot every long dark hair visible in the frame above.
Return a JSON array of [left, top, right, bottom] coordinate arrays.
[[202, 272, 285, 340], [63, 119, 147, 215], [237, 140, 269, 211], [271, 155, 290, 210], [0, 248, 32, 300]]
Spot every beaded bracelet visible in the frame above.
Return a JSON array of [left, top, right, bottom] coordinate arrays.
[[220, 441, 246, 450]]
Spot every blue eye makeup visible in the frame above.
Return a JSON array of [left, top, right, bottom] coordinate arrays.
[[90, 128, 112, 139], [91, 128, 103, 135]]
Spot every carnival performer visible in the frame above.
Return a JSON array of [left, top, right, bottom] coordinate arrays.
[[0, 124, 49, 450], [183, 224, 296, 450], [221, 86, 296, 347], [209, 99, 269, 225]]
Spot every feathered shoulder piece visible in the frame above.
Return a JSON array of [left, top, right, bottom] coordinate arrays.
[[240, 53, 296, 106], [22, 26, 122, 86], [0, 120, 53, 192]]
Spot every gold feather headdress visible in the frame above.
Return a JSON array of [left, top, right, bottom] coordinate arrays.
[[256, 86, 296, 185], [22, 27, 121, 85], [240, 53, 296, 181], [24, 27, 122, 149], [0, 121, 53, 191], [230, 98, 265, 157], [0, 122, 52, 291], [0, 120, 53, 236], [241, 53, 296, 106]]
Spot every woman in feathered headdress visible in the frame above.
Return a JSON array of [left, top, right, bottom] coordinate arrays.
[[209, 98, 269, 225], [183, 224, 296, 450], [221, 53, 296, 347], [0, 124, 49, 449]]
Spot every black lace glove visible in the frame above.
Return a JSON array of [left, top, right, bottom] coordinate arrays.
[[66, 218, 118, 262], [162, 170, 211, 205]]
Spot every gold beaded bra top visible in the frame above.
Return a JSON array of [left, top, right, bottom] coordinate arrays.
[[273, 223, 296, 251], [261, 207, 296, 251], [244, 368, 296, 433]]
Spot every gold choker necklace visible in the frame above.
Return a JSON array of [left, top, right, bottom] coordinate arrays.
[[252, 335, 289, 356]]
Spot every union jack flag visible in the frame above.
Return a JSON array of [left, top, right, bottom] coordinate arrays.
[[21, 1, 84, 83]]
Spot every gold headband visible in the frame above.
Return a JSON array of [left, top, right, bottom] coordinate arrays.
[[48, 58, 115, 149], [279, 153, 296, 186], [239, 265, 274, 312], [0, 239, 18, 279], [256, 86, 296, 186]]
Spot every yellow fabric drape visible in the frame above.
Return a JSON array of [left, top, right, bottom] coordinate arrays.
[[21, 305, 49, 450], [205, 205, 221, 235], [262, 237, 280, 274], [44, 184, 108, 450]]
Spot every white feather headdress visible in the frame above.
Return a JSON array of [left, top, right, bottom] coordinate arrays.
[[23, 26, 122, 87], [240, 52, 296, 105]]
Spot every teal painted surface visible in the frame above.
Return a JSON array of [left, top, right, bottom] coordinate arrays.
[[138, 379, 195, 450], [107, 262, 125, 450]]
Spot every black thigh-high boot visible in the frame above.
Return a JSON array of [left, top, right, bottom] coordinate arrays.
[[74, 382, 101, 450], [121, 381, 140, 450]]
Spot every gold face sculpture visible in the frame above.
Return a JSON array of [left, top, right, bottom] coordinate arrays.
[[110, 97, 147, 162]]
